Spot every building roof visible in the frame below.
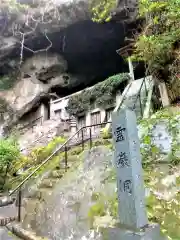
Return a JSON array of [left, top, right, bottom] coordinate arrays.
[[116, 39, 135, 57]]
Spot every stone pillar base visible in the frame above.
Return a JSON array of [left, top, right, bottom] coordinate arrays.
[[107, 224, 166, 240]]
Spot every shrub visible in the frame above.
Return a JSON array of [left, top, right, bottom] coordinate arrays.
[[88, 192, 118, 227], [88, 201, 106, 227], [0, 138, 20, 190], [101, 128, 112, 139], [93, 138, 112, 147], [90, 0, 116, 23], [28, 136, 67, 165], [69, 146, 83, 156], [12, 136, 67, 174]]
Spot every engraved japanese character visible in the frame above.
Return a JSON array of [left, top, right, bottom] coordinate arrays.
[[114, 126, 126, 142], [123, 180, 132, 194], [118, 180, 123, 192], [117, 152, 129, 168]]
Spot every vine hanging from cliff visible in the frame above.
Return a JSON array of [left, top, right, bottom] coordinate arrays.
[[66, 73, 130, 116]]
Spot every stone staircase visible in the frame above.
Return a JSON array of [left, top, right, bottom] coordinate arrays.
[[0, 150, 79, 239], [0, 77, 156, 239], [121, 77, 151, 117], [0, 130, 111, 239], [0, 198, 19, 239], [19, 119, 70, 155]]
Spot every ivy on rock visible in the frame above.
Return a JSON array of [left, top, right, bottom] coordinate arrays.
[[66, 73, 130, 116]]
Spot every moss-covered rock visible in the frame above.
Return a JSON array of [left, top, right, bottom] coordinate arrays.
[[139, 107, 180, 166]]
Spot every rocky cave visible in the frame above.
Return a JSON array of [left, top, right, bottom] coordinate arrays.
[[0, 2, 145, 130]]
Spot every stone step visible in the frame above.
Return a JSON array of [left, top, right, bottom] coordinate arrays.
[[7, 222, 46, 240], [25, 187, 52, 200], [49, 170, 64, 179], [59, 160, 73, 169], [21, 199, 40, 228], [38, 178, 58, 189], [0, 217, 17, 226], [36, 188, 53, 200], [22, 198, 39, 209]]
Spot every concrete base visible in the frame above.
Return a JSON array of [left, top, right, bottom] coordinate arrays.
[[107, 224, 166, 240]]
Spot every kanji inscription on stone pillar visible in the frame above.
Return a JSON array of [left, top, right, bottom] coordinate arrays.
[[112, 108, 148, 229]]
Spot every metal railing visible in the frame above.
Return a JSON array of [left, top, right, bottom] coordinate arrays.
[[9, 122, 111, 222], [105, 77, 149, 131], [131, 77, 148, 116], [9, 77, 151, 222]]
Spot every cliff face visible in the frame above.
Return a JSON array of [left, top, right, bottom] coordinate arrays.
[[0, 0, 141, 131]]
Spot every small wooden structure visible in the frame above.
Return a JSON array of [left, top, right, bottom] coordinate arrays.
[[116, 39, 136, 81]]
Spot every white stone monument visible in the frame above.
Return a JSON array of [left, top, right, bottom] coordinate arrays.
[[110, 108, 165, 240]]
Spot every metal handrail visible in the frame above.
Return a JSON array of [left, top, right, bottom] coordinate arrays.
[[132, 77, 148, 113], [105, 78, 148, 129], [117, 82, 133, 111], [8, 78, 150, 222], [104, 82, 132, 128], [9, 122, 111, 197], [10, 79, 148, 197]]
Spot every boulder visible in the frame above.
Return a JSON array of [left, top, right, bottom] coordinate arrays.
[[0, 53, 67, 129]]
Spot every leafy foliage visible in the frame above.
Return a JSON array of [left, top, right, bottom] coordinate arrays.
[[13, 136, 67, 171], [66, 73, 130, 116], [88, 192, 118, 228], [139, 108, 180, 169], [101, 127, 112, 139], [90, 0, 116, 23], [0, 137, 20, 190], [145, 176, 180, 239], [0, 138, 20, 168], [134, 0, 180, 69], [133, 0, 180, 98]]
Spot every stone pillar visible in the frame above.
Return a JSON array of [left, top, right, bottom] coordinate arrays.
[[110, 109, 165, 240]]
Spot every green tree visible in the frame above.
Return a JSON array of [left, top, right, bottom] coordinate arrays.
[[0, 138, 20, 191], [133, 0, 180, 100], [90, 0, 116, 22]]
